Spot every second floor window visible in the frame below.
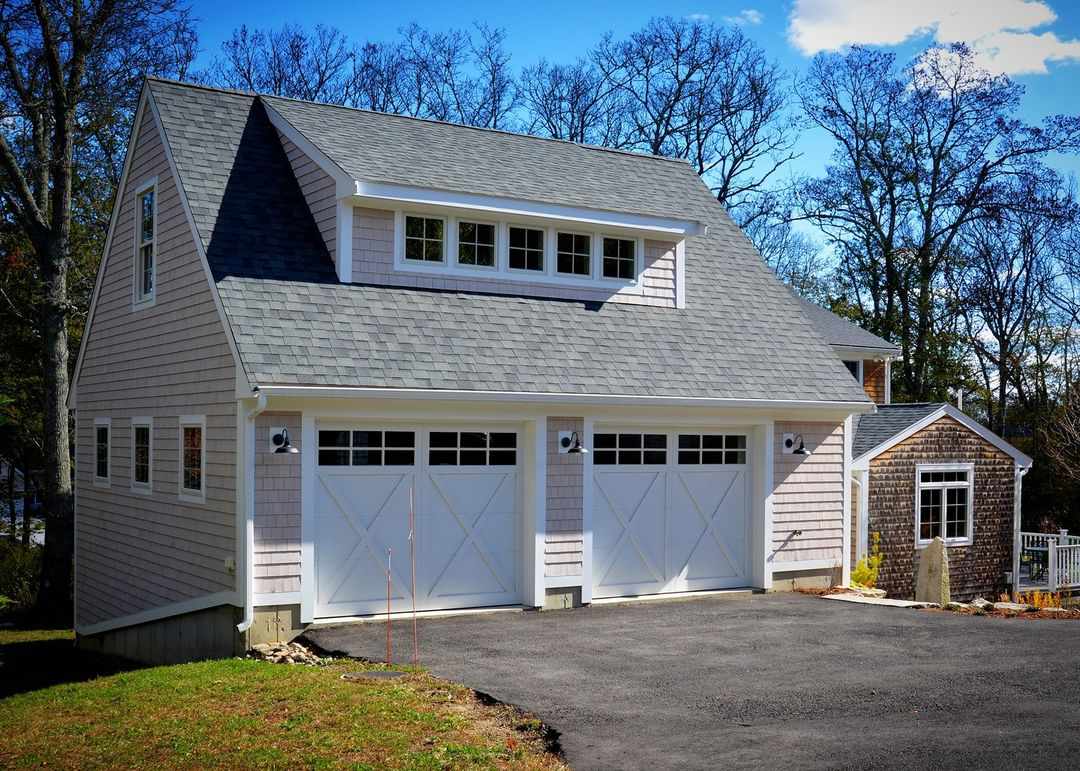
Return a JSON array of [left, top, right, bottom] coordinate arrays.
[[458, 221, 496, 267], [405, 215, 444, 262], [508, 226, 544, 271], [557, 232, 591, 276], [602, 237, 635, 280], [136, 185, 156, 301]]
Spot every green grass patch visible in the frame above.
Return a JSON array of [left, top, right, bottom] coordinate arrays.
[[0, 629, 563, 770]]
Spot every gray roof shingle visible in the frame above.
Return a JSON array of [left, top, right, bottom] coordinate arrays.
[[853, 403, 945, 457], [794, 294, 900, 354], [148, 79, 870, 403]]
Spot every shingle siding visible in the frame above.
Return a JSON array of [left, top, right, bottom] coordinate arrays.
[[254, 412, 302, 596], [772, 421, 845, 566], [545, 417, 584, 577], [74, 105, 237, 629], [867, 416, 1015, 601], [863, 360, 887, 404], [277, 129, 336, 266]]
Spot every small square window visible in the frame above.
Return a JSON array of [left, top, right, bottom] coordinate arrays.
[[458, 221, 496, 267], [602, 237, 635, 280], [556, 232, 591, 276], [509, 227, 544, 271], [405, 216, 444, 263]]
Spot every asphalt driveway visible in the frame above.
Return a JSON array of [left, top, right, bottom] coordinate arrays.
[[306, 593, 1080, 770]]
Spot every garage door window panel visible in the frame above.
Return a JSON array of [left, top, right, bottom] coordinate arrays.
[[677, 434, 747, 465], [318, 430, 416, 466], [594, 433, 667, 465], [428, 431, 517, 466]]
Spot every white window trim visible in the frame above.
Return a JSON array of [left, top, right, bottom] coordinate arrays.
[[401, 212, 448, 266], [132, 177, 158, 309], [178, 414, 207, 503], [842, 359, 864, 385], [915, 462, 974, 548], [393, 209, 646, 291], [450, 217, 500, 272], [93, 417, 111, 487], [130, 416, 153, 494]]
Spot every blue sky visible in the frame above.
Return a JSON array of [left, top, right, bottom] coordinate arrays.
[[188, 0, 1080, 182]]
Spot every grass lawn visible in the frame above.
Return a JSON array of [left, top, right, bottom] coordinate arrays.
[[0, 627, 564, 770]]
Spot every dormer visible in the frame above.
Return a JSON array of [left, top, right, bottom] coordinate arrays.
[[262, 96, 711, 309]]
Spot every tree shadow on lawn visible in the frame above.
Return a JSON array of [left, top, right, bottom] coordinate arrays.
[[0, 614, 145, 699]]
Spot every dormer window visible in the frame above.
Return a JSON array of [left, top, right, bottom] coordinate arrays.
[[557, 232, 591, 277], [134, 180, 156, 305], [457, 221, 496, 267], [508, 226, 544, 271], [405, 215, 445, 262], [602, 237, 635, 280]]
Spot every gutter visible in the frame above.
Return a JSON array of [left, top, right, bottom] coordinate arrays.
[[256, 384, 877, 413], [237, 390, 268, 634]]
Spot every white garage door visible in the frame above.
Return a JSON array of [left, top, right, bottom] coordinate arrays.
[[592, 429, 751, 599], [314, 427, 521, 618]]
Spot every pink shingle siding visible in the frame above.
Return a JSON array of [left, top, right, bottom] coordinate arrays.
[[545, 417, 584, 577], [254, 413, 302, 596]]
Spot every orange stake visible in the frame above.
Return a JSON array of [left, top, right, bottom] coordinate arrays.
[[410, 485, 419, 666], [386, 547, 392, 665]]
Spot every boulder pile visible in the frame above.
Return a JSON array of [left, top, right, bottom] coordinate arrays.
[[249, 641, 328, 665]]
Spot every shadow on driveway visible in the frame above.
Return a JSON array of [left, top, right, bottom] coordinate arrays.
[[306, 592, 1080, 770]]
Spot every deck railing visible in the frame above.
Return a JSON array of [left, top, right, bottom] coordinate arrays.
[[1019, 530, 1080, 590]]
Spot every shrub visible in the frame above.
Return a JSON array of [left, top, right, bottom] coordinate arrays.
[[1012, 589, 1063, 609], [851, 531, 884, 588], [0, 539, 42, 610]]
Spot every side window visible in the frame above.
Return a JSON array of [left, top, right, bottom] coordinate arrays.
[[132, 418, 152, 490], [94, 418, 111, 484], [135, 182, 156, 303], [179, 416, 206, 500]]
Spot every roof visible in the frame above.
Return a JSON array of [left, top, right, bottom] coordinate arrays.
[[853, 403, 1033, 466], [795, 294, 900, 355], [146, 78, 871, 403]]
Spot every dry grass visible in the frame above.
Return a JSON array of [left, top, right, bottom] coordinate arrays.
[[0, 627, 565, 770]]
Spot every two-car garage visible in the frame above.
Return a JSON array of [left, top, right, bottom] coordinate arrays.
[[312, 423, 753, 619]]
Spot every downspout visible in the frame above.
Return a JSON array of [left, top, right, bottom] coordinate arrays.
[[1012, 463, 1031, 600], [237, 390, 268, 633]]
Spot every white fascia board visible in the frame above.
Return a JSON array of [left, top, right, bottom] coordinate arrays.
[[830, 344, 900, 360], [351, 181, 705, 237], [852, 403, 1033, 468], [255, 384, 877, 413]]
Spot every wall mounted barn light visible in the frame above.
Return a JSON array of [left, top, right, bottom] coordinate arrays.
[[272, 427, 299, 454], [558, 431, 588, 455], [782, 432, 811, 456]]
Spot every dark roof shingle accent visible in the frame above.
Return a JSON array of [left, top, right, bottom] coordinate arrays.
[[853, 403, 945, 458], [794, 294, 900, 354], [147, 78, 872, 403]]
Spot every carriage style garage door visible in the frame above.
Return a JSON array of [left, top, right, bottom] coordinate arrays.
[[592, 429, 752, 599], [314, 427, 521, 618]]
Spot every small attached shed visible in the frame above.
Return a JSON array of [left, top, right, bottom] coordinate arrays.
[[850, 404, 1032, 601]]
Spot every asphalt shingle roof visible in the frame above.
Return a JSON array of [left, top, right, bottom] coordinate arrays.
[[147, 78, 871, 403], [853, 403, 945, 458], [794, 294, 900, 354]]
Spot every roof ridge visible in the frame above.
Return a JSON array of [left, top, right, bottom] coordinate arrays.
[[145, 76, 694, 168]]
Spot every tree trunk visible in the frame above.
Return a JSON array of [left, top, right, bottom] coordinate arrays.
[[37, 244, 74, 623], [5, 460, 14, 541]]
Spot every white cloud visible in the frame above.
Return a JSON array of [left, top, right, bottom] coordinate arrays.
[[725, 9, 764, 26], [788, 0, 1080, 75], [686, 13, 711, 22]]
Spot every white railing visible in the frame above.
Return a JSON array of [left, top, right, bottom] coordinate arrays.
[[1020, 530, 1080, 590]]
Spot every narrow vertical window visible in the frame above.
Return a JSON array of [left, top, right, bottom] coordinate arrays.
[[179, 417, 205, 499], [135, 183, 156, 302], [132, 418, 152, 490], [94, 419, 110, 483]]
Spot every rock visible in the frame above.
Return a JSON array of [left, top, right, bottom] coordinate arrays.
[[915, 537, 950, 606], [247, 640, 328, 666], [945, 602, 970, 611], [971, 597, 993, 609], [993, 601, 1033, 613], [850, 585, 887, 599], [1038, 606, 1070, 613]]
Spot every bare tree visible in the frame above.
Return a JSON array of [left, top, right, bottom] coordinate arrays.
[[0, 0, 196, 619], [519, 59, 626, 145]]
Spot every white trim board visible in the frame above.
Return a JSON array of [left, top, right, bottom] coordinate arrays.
[[254, 592, 302, 607], [852, 403, 1033, 469], [76, 590, 241, 636]]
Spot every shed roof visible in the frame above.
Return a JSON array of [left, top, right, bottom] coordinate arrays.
[[794, 294, 900, 355]]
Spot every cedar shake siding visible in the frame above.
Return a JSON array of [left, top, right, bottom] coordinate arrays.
[[350, 206, 677, 307], [254, 413, 302, 596], [863, 360, 887, 404], [772, 421, 845, 568], [74, 105, 238, 628], [546, 417, 585, 578], [867, 416, 1014, 601]]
